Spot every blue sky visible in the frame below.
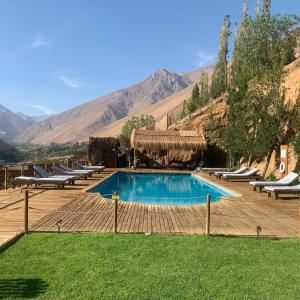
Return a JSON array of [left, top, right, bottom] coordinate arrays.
[[0, 0, 299, 116]]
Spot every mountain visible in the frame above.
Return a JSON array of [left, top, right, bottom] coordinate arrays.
[[31, 115, 53, 122], [16, 68, 205, 144], [17, 112, 36, 123], [0, 105, 35, 141]]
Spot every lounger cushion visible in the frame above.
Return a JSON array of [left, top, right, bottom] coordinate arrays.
[[223, 169, 259, 178], [249, 172, 298, 187], [214, 167, 248, 175], [264, 184, 300, 192]]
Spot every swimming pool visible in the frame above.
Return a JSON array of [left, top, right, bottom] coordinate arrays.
[[90, 172, 235, 206]]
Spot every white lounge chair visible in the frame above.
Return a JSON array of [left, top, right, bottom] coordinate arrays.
[[249, 172, 298, 192], [222, 168, 260, 181], [34, 165, 76, 184], [14, 176, 66, 189], [264, 184, 300, 200], [194, 167, 231, 174], [53, 166, 90, 180], [75, 161, 105, 173], [60, 164, 93, 175], [214, 166, 248, 179]]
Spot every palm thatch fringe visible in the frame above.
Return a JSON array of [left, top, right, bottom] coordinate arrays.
[[131, 129, 207, 152]]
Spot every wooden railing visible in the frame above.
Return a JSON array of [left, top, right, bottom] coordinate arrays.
[[0, 157, 89, 190]]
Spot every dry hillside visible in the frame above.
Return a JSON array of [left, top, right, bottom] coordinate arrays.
[[172, 57, 300, 175], [0, 105, 35, 141]]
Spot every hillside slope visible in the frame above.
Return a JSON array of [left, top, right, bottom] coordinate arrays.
[[15, 69, 192, 144], [0, 105, 35, 141], [15, 66, 213, 144], [172, 57, 300, 175]]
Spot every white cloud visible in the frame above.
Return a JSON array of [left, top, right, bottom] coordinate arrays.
[[26, 103, 54, 115], [197, 50, 215, 67], [55, 71, 82, 88], [30, 35, 51, 48]]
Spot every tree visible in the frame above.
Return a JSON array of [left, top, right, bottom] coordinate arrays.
[[210, 15, 231, 98], [223, 1, 299, 171], [199, 71, 210, 107], [120, 115, 155, 150], [191, 83, 200, 107]]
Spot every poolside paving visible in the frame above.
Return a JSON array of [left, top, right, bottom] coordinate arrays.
[[0, 170, 299, 247]]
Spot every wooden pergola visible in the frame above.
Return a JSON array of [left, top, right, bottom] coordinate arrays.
[[130, 129, 207, 164]]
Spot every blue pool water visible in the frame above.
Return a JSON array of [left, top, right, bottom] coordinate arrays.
[[90, 172, 235, 206]]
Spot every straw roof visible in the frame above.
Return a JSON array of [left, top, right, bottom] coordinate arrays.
[[131, 129, 207, 152]]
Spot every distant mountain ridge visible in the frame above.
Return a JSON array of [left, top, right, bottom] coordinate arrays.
[[0, 105, 35, 141], [15, 67, 210, 144]]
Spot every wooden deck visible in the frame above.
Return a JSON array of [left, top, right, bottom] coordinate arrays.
[[0, 170, 299, 247]]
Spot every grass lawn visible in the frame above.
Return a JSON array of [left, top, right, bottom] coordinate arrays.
[[1, 233, 300, 299]]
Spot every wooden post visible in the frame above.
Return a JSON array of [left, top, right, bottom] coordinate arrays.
[[21, 164, 24, 176], [114, 198, 118, 233], [24, 190, 29, 233], [44, 163, 47, 172], [206, 194, 211, 236], [4, 167, 8, 190]]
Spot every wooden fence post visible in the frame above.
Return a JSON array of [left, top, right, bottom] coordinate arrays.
[[24, 190, 29, 233], [206, 194, 211, 236], [21, 164, 24, 176], [114, 198, 118, 233], [112, 192, 120, 233], [4, 167, 8, 190]]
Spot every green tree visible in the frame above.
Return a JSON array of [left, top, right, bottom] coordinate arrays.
[[120, 115, 155, 150], [223, 1, 299, 171], [199, 71, 210, 106], [210, 15, 231, 98], [191, 83, 200, 107]]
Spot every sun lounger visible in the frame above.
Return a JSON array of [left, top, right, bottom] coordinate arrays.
[[14, 176, 66, 189], [75, 161, 105, 173], [214, 166, 248, 179], [222, 168, 260, 181], [52, 166, 89, 180], [60, 164, 93, 174], [249, 172, 298, 192], [60, 164, 94, 177], [195, 167, 231, 174], [34, 165, 76, 184], [264, 184, 300, 200]]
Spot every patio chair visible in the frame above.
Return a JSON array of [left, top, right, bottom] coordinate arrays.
[[60, 164, 94, 176], [75, 161, 105, 173], [14, 176, 66, 189], [34, 165, 76, 184], [214, 166, 248, 179], [195, 167, 231, 174], [264, 184, 300, 200], [249, 172, 299, 192], [222, 168, 260, 181], [52, 166, 89, 180]]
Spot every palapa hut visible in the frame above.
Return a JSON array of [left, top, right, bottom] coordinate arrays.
[[131, 129, 207, 168]]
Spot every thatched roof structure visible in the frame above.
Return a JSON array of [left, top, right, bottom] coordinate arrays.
[[131, 129, 207, 152]]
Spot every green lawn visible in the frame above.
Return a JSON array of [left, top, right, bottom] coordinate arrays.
[[1, 234, 300, 299]]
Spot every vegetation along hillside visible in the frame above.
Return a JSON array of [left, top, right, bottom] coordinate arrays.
[[172, 0, 300, 177]]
